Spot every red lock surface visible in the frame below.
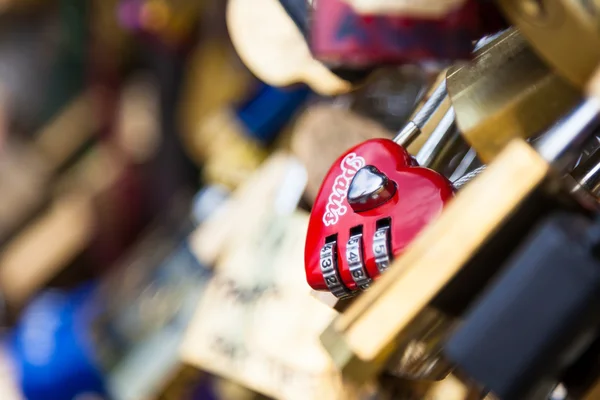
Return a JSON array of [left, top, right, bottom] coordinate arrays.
[[305, 139, 454, 292], [311, 0, 483, 67]]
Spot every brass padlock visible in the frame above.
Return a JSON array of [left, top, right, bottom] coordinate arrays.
[[447, 28, 581, 162], [498, 0, 600, 89]]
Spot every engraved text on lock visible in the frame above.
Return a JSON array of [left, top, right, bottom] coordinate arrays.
[[323, 153, 366, 226]]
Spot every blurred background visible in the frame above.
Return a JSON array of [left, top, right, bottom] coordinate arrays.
[[0, 0, 437, 399]]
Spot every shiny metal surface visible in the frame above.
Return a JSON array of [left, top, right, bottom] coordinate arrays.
[[347, 233, 371, 290], [412, 80, 448, 129], [448, 148, 479, 182], [572, 134, 600, 171], [447, 28, 581, 162], [498, 0, 600, 89], [432, 132, 471, 180], [393, 79, 448, 148], [454, 99, 600, 190], [473, 30, 507, 52], [452, 165, 487, 190], [394, 122, 421, 148], [385, 307, 454, 381], [570, 159, 600, 199], [415, 108, 456, 167], [320, 241, 353, 299], [536, 98, 600, 170], [392, 33, 501, 150], [567, 144, 600, 201], [347, 166, 397, 213], [373, 226, 392, 274]]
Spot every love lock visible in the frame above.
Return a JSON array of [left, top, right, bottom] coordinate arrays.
[[305, 139, 454, 298], [311, 0, 494, 68]]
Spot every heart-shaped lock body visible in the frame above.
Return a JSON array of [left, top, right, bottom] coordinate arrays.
[[305, 139, 454, 297]]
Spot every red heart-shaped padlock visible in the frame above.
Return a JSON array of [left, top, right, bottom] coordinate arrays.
[[305, 139, 454, 298]]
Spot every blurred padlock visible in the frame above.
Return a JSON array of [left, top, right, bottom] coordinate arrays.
[[278, 0, 372, 83], [0, 144, 133, 309], [9, 284, 109, 400], [8, 220, 210, 400], [445, 212, 600, 400], [0, 94, 97, 247], [444, 137, 600, 399], [93, 226, 210, 400], [341, 0, 470, 17], [227, 0, 356, 95], [193, 82, 310, 189], [319, 65, 600, 384], [311, 0, 484, 68], [180, 37, 254, 145], [0, 78, 173, 310]]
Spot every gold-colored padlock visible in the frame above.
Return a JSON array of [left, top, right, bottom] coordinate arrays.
[[498, 0, 600, 89], [447, 28, 581, 163]]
